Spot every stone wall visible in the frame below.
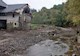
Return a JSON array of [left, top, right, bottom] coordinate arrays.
[[19, 13, 31, 30]]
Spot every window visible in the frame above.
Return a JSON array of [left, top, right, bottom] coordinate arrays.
[[0, 13, 6, 16], [15, 23, 17, 25], [12, 14, 15, 17]]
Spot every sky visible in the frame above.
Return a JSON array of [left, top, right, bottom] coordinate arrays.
[[3, 0, 67, 11]]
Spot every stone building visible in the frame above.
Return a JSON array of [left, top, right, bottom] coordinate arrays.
[[0, 0, 32, 30]]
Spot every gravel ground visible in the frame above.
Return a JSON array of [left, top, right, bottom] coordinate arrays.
[[0, 29, 50, 56]]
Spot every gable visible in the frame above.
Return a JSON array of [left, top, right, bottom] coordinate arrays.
[[0, 0, 30, 13], [1, 4, 26, 13], [0, 0, 7, 8]]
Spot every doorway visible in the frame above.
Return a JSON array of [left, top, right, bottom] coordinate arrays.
[[0, 20, 7, 29]]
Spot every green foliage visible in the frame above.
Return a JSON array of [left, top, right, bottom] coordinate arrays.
[[54, 12, 66, 27], [53, 10, 72, 27], [31, 2, 74, 27], [31, 7, 51, 24], [30, 24, 40, 30], [31, 0, 80, 27], [66, 0, 80, 26]]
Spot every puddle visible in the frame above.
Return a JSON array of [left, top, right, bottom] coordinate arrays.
[[27, 40, 69, 56]]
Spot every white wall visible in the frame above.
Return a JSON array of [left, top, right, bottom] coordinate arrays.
[[0, 14, 19, 27]]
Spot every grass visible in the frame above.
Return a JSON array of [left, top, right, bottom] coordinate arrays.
[[30, 24, 40, 30], [29, 23, 53, 30]]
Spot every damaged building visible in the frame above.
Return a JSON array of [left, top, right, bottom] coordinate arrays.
[[0, 0, 32, 30]]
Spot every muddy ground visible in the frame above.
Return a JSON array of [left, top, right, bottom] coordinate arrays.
[[0, 25, 79, 56], [0, 26, 52, 56]]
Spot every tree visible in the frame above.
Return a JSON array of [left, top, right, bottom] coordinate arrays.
[[31, 3, 70, 27], [66, 0, 80, 26]]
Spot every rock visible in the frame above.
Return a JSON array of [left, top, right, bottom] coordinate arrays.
[[26, 40, 69, 56]]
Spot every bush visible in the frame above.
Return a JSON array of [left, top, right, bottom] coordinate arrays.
[[53, 17, 72, 27]]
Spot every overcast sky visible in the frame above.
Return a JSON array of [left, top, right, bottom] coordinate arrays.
[[3, 0, 67, 10]]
